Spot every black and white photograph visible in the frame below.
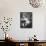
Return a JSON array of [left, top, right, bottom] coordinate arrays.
[[20, 12, 32, 28]]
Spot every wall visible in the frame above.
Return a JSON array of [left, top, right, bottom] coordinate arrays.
[[0, 0, 46, 40]]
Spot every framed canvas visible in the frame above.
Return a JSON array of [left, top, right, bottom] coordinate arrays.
[[20, 12, 32, 28]]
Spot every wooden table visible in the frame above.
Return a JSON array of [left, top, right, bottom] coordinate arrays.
[[13, 40, 46, 46], [5, 39, 46, 46]]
